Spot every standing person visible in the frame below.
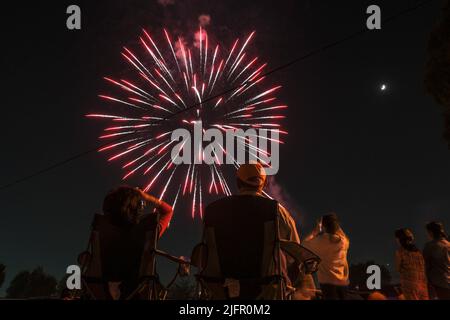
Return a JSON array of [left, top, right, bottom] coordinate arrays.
[[303, 213, 350, 300], [394, 228, 429, 300], [423, 222, 450, 300]]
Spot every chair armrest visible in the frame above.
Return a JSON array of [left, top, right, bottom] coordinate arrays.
[[154, 249, 190, 264], [279, 240, 321, 274]]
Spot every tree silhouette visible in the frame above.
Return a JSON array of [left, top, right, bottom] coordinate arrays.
[[425, 0, 450, 148], [6, 267, 57, 299], [349, 261, 392, 291], [0, 264, 5, 289]]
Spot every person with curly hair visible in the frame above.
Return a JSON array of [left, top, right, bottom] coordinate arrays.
[[102, 185, 173, 237]]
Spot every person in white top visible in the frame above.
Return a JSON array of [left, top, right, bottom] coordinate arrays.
[[303, 213, 350, 300]]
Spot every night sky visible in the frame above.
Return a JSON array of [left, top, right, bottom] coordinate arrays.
[[1, 0, 449, 292]]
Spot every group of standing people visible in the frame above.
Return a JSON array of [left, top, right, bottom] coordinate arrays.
[[289, 211, 449, 300], [395, 222, 449, 300], [291, 212, 449, 300]]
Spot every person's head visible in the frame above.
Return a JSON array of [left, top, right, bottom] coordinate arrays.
[[367, 291, 387, 300], [236, 163, 267, 193], [426, 221, 447, 241], [103, 185, 144, 225], [394, 228, 418, 252], [321, 212, 340, 234]]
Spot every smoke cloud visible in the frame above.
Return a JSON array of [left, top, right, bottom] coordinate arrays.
[[198, 14, 211, 27], [266, 177, 304, 226], [157, 0, 175, 6], [174, 37, 187, 60]]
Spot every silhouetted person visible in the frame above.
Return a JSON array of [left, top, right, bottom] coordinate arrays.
[[394, 228, 428, 300], [303, 213, 349, 300], [203, 163, 301, 299], [423, 222, 449, 300], [103, 186, 173, 237], [100, 185, 173, 298]]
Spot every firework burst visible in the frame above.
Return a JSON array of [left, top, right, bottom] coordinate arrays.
[[87, 27, 288, 218]]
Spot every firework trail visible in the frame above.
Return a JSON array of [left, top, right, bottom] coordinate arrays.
[[87, 27, 288, 218]]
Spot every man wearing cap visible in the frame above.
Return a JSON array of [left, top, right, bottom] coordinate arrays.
[[202, 163, 303, 299], [234, 163, 300, 244]]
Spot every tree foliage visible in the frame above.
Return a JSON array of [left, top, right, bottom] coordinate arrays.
[[6, 267, 57, 299], [0, 264, 5, 289], [425, 0, 450, 147]]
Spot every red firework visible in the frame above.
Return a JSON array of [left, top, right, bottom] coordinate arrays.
[[87, 27, 287, 218]]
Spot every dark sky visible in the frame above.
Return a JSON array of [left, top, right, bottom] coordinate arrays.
[[1, 0, 449, 291]]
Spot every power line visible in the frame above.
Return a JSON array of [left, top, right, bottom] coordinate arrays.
[[0, 0, 434, 191]]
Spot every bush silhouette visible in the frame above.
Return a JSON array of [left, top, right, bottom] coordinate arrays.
[[6, 267, 57, 299]]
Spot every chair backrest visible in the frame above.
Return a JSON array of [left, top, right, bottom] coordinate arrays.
[[196, 195, 283, 299], [203, 195, 278, 279], [81, 213, 159, 299]]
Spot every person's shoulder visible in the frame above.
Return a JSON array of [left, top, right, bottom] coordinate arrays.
[[425, 239, 448, 249], [204, 196, 239, 218], [277, 203, 294, 220], [206, 196, 234, 209], [277, 202, 288, 212], [307, 233, 326, 244], [305, 234, 329, 250], [340, 233, 350, 248], [439, 239, 450, 249]]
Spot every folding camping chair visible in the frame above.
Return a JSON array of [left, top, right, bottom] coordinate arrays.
[[191, 195, 321, 300], [78, 213, 189, 300]]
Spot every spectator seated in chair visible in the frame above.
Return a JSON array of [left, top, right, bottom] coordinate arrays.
[[79, 185, 173, 300], [191, 163, 320, 300]]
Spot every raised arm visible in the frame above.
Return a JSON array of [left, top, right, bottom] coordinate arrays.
[[136, 188, 173, 237], [304, 219, 322, 242]]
